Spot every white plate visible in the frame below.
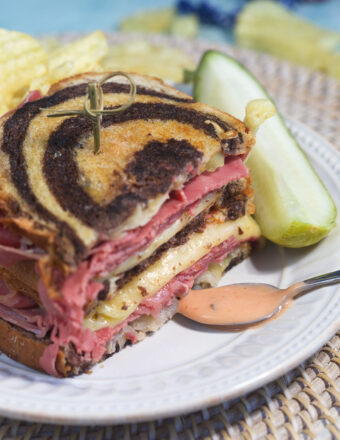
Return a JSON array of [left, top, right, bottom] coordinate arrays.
[[0, 119, 339, 425]]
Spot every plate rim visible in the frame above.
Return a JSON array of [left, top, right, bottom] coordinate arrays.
[[0, 118, 339, 425]]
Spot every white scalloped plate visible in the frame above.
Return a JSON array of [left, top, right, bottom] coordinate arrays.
[[0, 119, 339, 425]]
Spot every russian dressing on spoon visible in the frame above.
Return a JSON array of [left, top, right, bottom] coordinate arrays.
[[178, 284, 295, 327]]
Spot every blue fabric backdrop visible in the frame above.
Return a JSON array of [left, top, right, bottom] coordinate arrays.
[[0, 0, 338, 38]]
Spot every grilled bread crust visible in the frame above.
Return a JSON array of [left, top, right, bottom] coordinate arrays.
[[0, 318, 71, 376], [0, 261, 40, 304], [0, 73, 254, 268]]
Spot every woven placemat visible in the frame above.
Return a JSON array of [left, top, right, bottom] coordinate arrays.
[[1, 34, 339, 439]]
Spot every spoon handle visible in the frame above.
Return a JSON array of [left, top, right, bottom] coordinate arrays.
[[286, 269, 340, 300], [303, 269, 340, 288]]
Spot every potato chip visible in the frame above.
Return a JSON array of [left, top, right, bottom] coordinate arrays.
[[40, 36, 61, 54], [0, 28, 48, 115], [169, 14, 198, 38], [101, 41, 195, 82], [31, 31, 108, 93], [48, 31, 108, 77], [119, 8, 175, 33]]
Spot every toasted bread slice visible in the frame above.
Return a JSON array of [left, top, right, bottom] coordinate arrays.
[[0, 73, 254, 267], [0, 261, 40, 304]]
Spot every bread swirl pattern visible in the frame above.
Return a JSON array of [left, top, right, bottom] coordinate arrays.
[[0, 73, 254, 266]]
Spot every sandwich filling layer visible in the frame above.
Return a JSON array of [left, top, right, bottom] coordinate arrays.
[[85, 213, 260, 331], [0, 213, 260, 376], [0, 241, 252, 376], [86, 156, 249, 277]]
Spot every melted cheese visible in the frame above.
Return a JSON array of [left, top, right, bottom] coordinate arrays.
[[113, 193, 170, 237], [85, 214, 260, 331], [194, 255, 233, 288], [112, 151, 227, 238], [244, 99, 276, 132], [205, 151, 224, 172], [112, 192, 220, 276]]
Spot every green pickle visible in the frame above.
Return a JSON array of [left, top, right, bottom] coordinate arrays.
[[193, 50, 336, 247]]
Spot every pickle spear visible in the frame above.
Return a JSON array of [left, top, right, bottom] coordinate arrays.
[[193, 50, 336, 247]]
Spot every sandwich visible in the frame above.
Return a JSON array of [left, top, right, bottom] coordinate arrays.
[[0, 72, 261, 377]]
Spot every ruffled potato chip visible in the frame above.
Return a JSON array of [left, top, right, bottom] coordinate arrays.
[[101, 41, 195, 82], [0, 29, 48, 115], [31, 31, 108, 93]]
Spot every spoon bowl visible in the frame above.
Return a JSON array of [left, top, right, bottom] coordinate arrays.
[[177, 270, 340, 327]]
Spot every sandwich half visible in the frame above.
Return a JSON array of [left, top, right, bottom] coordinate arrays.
[[0, 72, 261, 376]]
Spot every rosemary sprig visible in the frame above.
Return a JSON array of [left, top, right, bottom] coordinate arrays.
[[41, 72, 136, 154]]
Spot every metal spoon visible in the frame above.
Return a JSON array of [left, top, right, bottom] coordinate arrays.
[[178, 270, 340, 328]]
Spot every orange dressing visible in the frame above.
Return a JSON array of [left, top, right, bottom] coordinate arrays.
[[178, 284, 295, 327]]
